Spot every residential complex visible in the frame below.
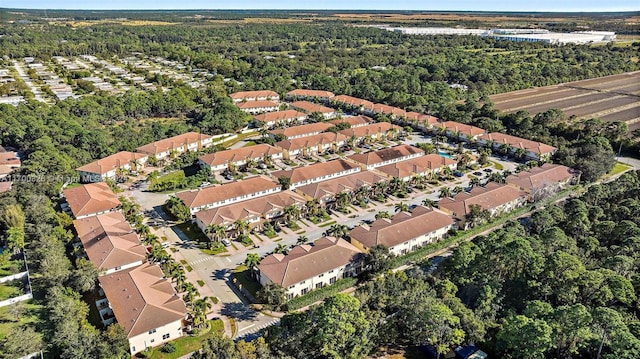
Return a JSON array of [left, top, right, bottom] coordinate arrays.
[[376, 154, 457, 181], [73, 212, 146, 275], [289, 101, 337, 119], [347, 144, 424, 170], [97, 263, 188, 354], [198, 144, 283, 172], [275, 132, 349, 159], [328, 115, 374, 128], [272, 159, 361, 189], [295, 170, 387, 207], [194, 190, 306, 234], [136, 132, 214, 160], [438, 182, 527, 228], [338, 122, 402, 143], [176, 176, 281, 214], [253, 110, 307, 128], [76, 151, 148, 182], [230, 90, 280, 103], [478, 132, 558, 160], [506, 163, 578, 198], [270, 122, 334, 140], [257, 237, 363, 298], [350, 206, 456, 256], [62, 182, 120, 219], [236, 100, 280, 114], [286, 89, 335, 102]]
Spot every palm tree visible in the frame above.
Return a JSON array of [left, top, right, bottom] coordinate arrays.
[[470, 177, 482, 188], [245, 158, 258, 169], [515, 148, 527, 160], [498, 143, 511, 156], [296, 235, 308, 245], [372, 181, 389, 198], [305, 199, 320, 218], [375, 210, 392, 220], [182, 282, 199, 305], [439, 187, 453, 198], [283, 204, 301, 222], [191, 297, 213, 329], [422, 198, 437, 208], [206, 224, 226, 249], [233, 219, 250, 238], [244, 253, 260, 278], [273, 243, 288, 254], [262, 153, 273, 166], [389, 177, 405, 194], [325, 224, 349, 239], [489, 172, 505, 184], [354, 185, 370, 203], [453, 186, 464, 195], [335, 191, 351, 211], [258, 127, 270, 139], [394, 202, 409, 213]]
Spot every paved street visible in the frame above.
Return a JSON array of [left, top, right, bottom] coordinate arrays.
[[116, 135, 521, 340], [13, 60, 46, 103]]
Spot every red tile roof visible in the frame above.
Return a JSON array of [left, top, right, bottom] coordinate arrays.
[[376, 154, 456, 179], [271, 122, 333, 138], [373, 103, 406, 117], [328, 115, 374, 127], [338, 122, 401, 138], [198, 144, 282, 168], [73, 212, 146, 272], [485, 132, 557, 155], [287, 89, 335, 98], [98, 263, 188, 338], [236, 100, 279, 110], [76, 151, 148, 176], [438, 182, 525, 217], [296, 170, 386, 200], [253, 110, 306, 124], [273, 159, 360, 185], [275, 132, 348, 152], [195, 190, 306, 227], [258, 236, 362, 287], [350, 206, 455, 249], [290, 101, 335, 114], [506, 163, 574, 192], [230, 90, 279, 101], [136, 132, 213, 155], [405, 112, 440, 125], [332, 95, 375, 109], [176, 176, 279, 209], [63, 182, 120, 218], [347, 145, 424, 167], [434, 121, 486, 137]]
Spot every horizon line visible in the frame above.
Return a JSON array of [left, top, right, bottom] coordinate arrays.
[[2, 8, 639, 13]]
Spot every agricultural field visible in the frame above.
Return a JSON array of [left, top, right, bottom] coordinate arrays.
[[490, 71, 640, 132]]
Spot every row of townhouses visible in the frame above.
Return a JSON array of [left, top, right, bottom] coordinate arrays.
[[61, 182, 188, 355]]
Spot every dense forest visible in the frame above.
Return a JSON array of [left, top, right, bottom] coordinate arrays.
[[0, 15, 638, 358]]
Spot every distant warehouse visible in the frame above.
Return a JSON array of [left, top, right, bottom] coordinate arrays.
[[385, 26, 616, 45]]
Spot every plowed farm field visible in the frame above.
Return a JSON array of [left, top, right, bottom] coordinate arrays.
[[490, 71, 640, 135]]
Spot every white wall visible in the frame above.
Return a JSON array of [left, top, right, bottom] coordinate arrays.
[[128, 319, 184, 355]]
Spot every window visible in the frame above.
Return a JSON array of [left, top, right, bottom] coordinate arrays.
[[162, 333, 170, 340], [301, 288, 309, 295], [131, 347, 135, 352], [150, 339, 155, 343], [148, 329, 156, 334], [330, 277, 336, 284], [318, 273, 324, 278], [316, 283, 323, 289]]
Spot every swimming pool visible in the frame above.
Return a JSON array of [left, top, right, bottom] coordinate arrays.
[[437, 151, 455, 159]]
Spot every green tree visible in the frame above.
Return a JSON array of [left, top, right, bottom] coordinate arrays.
[[257, 282, 286, 311], [363, 244, 392, 277], [497, 314, 553, 359]]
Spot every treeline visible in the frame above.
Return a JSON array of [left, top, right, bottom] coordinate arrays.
[[190, 171, 640, 358]]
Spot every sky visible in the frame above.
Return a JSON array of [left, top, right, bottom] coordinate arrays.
[[2, 0, 639, 12]]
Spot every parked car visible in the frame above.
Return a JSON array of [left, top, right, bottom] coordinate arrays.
[[473, 171, 483, 176], [453, 171, 464, 177], [199, 182, 211, 188], [483, 168, 493, 173], [221, 239, 231, 247]]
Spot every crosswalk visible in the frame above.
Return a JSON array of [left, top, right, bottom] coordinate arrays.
[[234, 319, 280, 340], [188, 256, 217, 265]]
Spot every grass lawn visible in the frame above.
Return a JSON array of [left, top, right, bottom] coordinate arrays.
[[607, 162, 632, 177], [231, 265, 261, 298], [201, 246, 228, 255], [0, 300, 42, 339], [197, 280, 205, 287], [490, 160, 504, 170], [318, 220, 336, 228], [147, 319, 224, 359], [0, 282, 22, 301], [174, 222, 208, 242], [243, 141, 257, 147], [0, 259, 24, 277]]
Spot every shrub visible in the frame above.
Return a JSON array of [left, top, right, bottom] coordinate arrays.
[[160, 342, 176, 353]]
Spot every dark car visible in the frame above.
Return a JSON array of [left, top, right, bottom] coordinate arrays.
[[483, 168, 493, 173], [473, 171, 483, 176], [453, 171, 464, 177]]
